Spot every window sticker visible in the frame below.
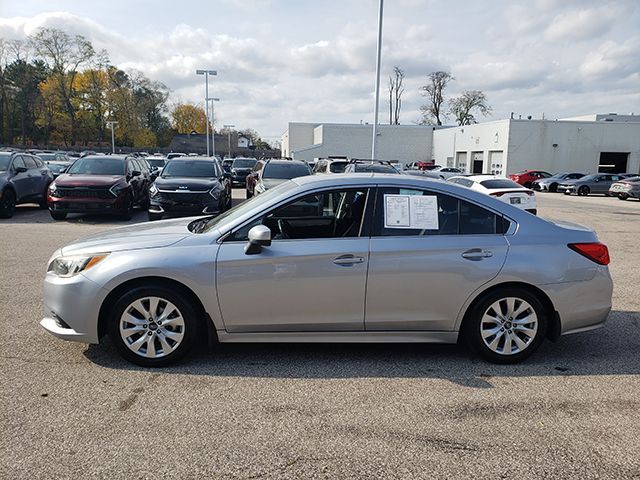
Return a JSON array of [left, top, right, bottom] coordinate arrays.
[[384, 194, 439, 230]]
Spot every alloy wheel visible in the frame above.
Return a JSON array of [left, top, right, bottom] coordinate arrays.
[[480, 297, 538, 355], [119, 296, 185, 359]]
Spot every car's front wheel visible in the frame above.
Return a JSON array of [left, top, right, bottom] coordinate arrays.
[[618, 193, 629, 201], [464, 288, 547, 364], [50, 211, 67, 221], [107, 285, 199, 367], [549, 183, 558, 192], [578, 186, 590, 196], [0, 189, 16, 218]]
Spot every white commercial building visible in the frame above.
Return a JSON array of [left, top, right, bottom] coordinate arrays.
[[432, 115, 640, 176], [281, 114, 640, 175], [281, 122, 434, 164]]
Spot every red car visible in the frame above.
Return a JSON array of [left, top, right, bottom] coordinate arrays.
[[508, 170, 552, 188]]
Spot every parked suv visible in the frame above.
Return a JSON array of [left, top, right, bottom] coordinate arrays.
[[148, 157, 231, 221], [0, 152, 54, 218], [313, 157, 349, 175], [509, 170, 552, 188], [48, 155, 149, 220], [246, 159, 311, 197], [230, 157, 257, 186]]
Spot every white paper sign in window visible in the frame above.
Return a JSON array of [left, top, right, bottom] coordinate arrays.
[[384, 194, 439, 230]]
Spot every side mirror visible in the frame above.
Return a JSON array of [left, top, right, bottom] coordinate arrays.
[[244, 225, 271, 255], [60, 166, 67, 173], [131, 170, 141, 177], [15, 166, 28, 173]]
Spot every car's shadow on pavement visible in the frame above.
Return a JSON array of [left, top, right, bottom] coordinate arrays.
[[83, 310, 640, 388]]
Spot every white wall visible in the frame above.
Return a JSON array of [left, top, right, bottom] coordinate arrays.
[[506, 120, 640, 175], [287, 123, 433, 165], [281, 123, 316, 157]]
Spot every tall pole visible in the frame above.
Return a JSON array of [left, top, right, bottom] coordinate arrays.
[[196, 69, 217, 156], [208, 97, 220, 158], [224, 124, 235, 158], [371, 0, 384, 161], [106, 121, 118, 154]]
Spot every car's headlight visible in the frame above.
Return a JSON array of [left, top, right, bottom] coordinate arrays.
[[149, 184, 158, 196], [255, 183, 265, 193], [209, 187, 220, 199], [231, 169, 237, 175], [109, 183, 127, 197], [47, 253, 109, 278], [48, 182, 56, 191]]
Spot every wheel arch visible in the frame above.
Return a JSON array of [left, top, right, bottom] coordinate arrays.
[[458, 281, 561, 342], [97, 276, 216, 344]]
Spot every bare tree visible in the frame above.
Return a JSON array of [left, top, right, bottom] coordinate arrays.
[[30, 28, 95, 144], [387, 66, 404, 125], [449, 90, 492, 125], [419, 71, 453, 125]]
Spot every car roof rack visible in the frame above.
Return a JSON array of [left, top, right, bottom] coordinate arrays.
[[348, 158, 395, 166]]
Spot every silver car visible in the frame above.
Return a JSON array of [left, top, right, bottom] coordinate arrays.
[[41, 174, 613, 366]]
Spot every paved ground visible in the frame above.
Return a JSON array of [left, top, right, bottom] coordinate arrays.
[[1, 189, 639, 479]]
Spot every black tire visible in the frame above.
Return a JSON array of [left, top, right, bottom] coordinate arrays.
[[463, 287, 548, 364], [120, 193, 134, 220], [39, 184, 51, 208], [50, 211, 67, 221], [107, 284, 200, 367], [148, 211, 163, 221], [618, 194, 629, 201], [549, 183, 558, 193], [578, 186, 590, 196], [0, 189, 16, 218], [246, 188, 253, 198]]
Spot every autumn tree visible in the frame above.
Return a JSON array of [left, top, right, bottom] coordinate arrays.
[[171, 103, 209, 134], [30, 27, 95, 144], [419, 71, 453, 125], [388, 66, 404, 125], [449, 90, 492, 125]]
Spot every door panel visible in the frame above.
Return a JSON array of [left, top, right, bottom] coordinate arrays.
[[216, 238, 369, 332], [366, 235, 508, 331]]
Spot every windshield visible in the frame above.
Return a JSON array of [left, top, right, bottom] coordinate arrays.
[[329, 162, 347, 173], [232, 158, 256, 169], [147, 158, 165, 168], [162, 160, 219, 178], [67, 157, 125, 175], [196, 180, 297, 233], [0, 155, 10, 171], [37, 153, 56, 161], [263, 163, 310, 179], [480, 179, 523, 189]]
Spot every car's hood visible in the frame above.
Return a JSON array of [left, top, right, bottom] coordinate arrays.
[[155, 176, 216, 191], [54, 174, 123, 187], [262, 178, 288, 189], [232, 167, 252, 173], [61, 217, 194, 255]]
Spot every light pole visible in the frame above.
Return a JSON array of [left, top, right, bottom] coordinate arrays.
[[207, 97, 220, 158], [106, 121, 119, 154], [223, 124, 235, 158], [196, 69, 217, 156], [371, 0, 384, 160]]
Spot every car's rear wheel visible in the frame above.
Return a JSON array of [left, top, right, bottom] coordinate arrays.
[[148, 211, 163, 221], [618, 193, 629, 201], [0, 189, 16, 218], [50, 211, 67, 220], [464, 288, 547, 364], [578, 186, 590, 196], [108, 286, 199, 367], [120, 193, 134, 220]]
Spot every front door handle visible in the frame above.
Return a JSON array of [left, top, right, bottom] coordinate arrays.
[[333, 254, 365, 266], [461, 248, 493, 261]]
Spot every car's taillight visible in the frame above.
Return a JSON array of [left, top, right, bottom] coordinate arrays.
[[568, 242, 610, 265], [525, 190, 535, 196], [490, 192, 506, 197]]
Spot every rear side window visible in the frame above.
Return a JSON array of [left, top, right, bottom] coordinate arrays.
[[373, 187, 508, 236], [12, 157, 26, 170], [24, 156, 38, 169], [33, 157, 44, 168]]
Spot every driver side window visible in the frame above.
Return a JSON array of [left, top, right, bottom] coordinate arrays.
[[227, 188, 370, 241]]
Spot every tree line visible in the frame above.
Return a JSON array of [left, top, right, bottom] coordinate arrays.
[[0, 28, 273, 150], [388, 68, 492, 126]]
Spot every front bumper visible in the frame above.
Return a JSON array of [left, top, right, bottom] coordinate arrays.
[[40, 272, 108, 344], [559, 185, 576, 194], [149, 191, 221, 216], [48, 194, 126, 214]]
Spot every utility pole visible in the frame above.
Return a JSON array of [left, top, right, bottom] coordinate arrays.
[[371, 0, 384, 160], [106, 121, 119, 154], [207, 97, 220, 158], [224, 124, 235, 158], [196, 69, 217, 156]]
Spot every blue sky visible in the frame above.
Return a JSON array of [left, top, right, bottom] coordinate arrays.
[[1, 0, 638, 140]]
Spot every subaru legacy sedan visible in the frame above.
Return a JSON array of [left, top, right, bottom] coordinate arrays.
[[41, 174, 612, 367]]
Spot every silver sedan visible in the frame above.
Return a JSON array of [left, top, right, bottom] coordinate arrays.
[[41, 174, 613, 366]]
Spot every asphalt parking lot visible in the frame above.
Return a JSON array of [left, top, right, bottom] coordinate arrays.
[[1, 190, 639, 479]]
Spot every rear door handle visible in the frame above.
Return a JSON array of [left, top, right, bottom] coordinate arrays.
[[333, 254, 365, 266], [461, 248, 493, 260]]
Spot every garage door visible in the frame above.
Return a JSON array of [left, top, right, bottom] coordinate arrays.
[[489, 151, 504, 176], [455, 152, 467, 171]]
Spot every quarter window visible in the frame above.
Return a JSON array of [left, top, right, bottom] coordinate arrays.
[[23, 156, 38, 169]]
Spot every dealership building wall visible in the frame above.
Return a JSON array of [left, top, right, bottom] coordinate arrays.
[[432, 118, 640, 176], [281, 122, 434, 164]]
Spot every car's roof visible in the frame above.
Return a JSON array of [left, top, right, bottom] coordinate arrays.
[[167, 156, 217, 161], [265, 159, 307, 165], [82, 155, 127, 161]]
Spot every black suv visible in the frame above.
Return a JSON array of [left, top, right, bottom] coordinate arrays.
[[148, 157, 231, 221], [0, 152, 54, 218], [246, 159, 312, 197], [230, 157, 257, 186]]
